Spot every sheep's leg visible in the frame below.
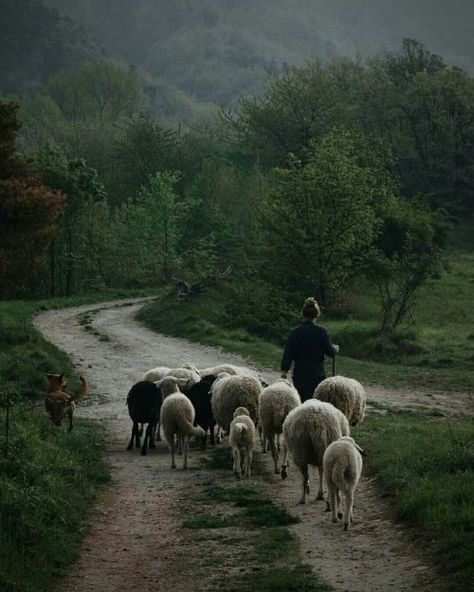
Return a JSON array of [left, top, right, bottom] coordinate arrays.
[[141, 424, 152, 456], [155, 419, 162, 441], [177, 435, 183, 455], [245, 448, 253, 478], [183, 436, 188, 470], [209, 423, 216, 446], [269, 435, 279, 474], [299, 465, 310, 504], [233, 448, 241, 478], [277, 433, 281, 452], [316, 466, 324, 500], [127, 421, 138, 450], [149, 422, 156, 449], [337, 491, 343, 519], [329, 486, 338, 523], [170, 436, 176, 469], [281, 442, 289, 480], [138, 423, 144, 438], [259, 425, 266, 452], [199, 427, 208, 451], [343, 491, 353, 531]]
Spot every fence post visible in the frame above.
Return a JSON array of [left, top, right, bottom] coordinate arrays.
[[4, 395, 11, 458]]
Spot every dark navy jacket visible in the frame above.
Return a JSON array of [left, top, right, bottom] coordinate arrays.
[[281, 320, 336, 400]]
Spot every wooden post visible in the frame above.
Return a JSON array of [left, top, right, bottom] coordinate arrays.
[[4, 396, 10, 458]]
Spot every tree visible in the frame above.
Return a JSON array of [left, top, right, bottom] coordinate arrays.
[[265, 128, 393, 305], [112, 116, 178, 204], [31, 148, 105, 296], [114, 172, 183, 286], [0, 102, 64, 298], [369, 197, 450, 333]]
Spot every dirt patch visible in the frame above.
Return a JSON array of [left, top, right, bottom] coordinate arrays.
[[35, 299, 452, 591]]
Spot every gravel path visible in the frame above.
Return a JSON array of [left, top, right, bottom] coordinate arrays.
[[35, 298, 454, 592]]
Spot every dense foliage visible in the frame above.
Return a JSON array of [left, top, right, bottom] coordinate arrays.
[[0, 103, 64, 298]]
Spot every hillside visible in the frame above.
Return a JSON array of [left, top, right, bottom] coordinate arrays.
[[45, 0, 474, 111], [0, 0, 101, 95]]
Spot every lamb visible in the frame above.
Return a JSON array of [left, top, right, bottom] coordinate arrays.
[[314, 376, 366, 427], [282, 399, 350, 504], [211, 373, 262, 434], [126, 381, 162, 455], [259, 379, 301, 474], [160, 379, 206, 469], [228, 407, 256, 478], [323, 436, 365, 531], [186, 374, 217, 449]]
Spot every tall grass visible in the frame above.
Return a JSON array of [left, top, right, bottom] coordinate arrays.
[[353, 413, 474, 591], [0, 410, 109, 592]]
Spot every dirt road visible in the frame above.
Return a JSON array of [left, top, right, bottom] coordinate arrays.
[[35, 299, 454, 592]]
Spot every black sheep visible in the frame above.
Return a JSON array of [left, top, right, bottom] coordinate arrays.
[[186, 375, 217, 449], [126, 381, 162, 455]]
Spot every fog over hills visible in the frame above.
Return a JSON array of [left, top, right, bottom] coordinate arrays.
[[44, 0, 474, 107], [2, 1, 473, 121]]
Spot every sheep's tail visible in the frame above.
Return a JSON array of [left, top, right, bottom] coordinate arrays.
[[71, 376, 88, 401], [177, 415, 206, 438], [331, 457, 353, 491], [234, 423, 248, 443]]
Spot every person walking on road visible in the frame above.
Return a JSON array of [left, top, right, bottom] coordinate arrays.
[[280, 297, 339, 401]]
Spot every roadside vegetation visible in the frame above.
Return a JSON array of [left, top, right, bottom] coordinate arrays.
[[138, 240, 474, 392], [0, 290, 151, 592], [183, 447, 333, 592], [354, 412, 474, 592]]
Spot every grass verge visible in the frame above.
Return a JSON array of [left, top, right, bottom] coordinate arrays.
[[0, 411, 109, 592], [0, 289, 151, 592], [353, 412, 474, 592], [183, 448, 332, 592]]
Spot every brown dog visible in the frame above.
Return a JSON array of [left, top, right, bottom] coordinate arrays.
[[45, 374, 88, 430]]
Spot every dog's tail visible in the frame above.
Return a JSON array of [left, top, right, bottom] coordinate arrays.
[[71, 376, 88, 401]]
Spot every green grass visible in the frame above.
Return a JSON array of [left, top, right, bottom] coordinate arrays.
[[184, 448, 332, 592], [0, 289, 152, 592], [0, 412, 109, 592], [138, 247, 474, 391], [353, 412, 474, 591]]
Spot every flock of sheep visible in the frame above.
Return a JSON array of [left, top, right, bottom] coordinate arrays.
[[126, 363, 367, 531]]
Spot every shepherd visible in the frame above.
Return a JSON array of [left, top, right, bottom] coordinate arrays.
[[280, 297, 339, 401]]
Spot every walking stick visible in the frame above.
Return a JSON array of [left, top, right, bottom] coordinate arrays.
[[332, 354, 336, 377]]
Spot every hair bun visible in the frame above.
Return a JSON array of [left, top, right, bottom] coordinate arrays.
[[302, 297, 320, 319]]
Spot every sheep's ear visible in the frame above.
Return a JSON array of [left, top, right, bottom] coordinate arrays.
[[355, 443, 367, 456]]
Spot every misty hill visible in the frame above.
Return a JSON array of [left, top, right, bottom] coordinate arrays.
[[0, 0, 101, 95], [44, 0, 474, 113]]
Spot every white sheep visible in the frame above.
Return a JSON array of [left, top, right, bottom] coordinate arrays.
[[142, 366, 170, 382], [160, 379, 205, 469], [229, 407, 256, 478], [259, 379, 301, 474], [211, 374, 261, 434], [323, 436, 365, 531], [164, 366, 201, 390], [282, 399, 350, 504], [199, 363, 265, 384], [314, 376, 366, 427]]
